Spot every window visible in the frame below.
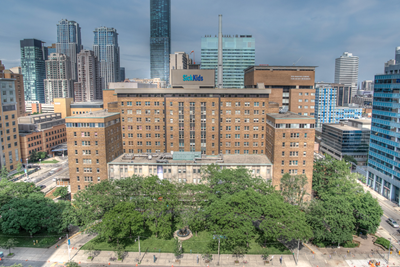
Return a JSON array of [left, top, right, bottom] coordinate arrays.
[[77, 176, 80, 182], [282, 142, 285, 147], [304, 133, 308, 138], [281, 160, 284, 166], [304, 142, 307, 147], [303, 151, 306, 156]]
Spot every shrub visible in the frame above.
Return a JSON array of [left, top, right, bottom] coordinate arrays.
[[343, 241, 358, 248], [375, 237, 390, 249]]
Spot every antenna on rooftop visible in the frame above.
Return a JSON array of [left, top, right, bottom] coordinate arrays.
[[293, 57, 302, 66]]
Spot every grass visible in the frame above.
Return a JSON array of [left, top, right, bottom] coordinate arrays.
[[82, 230, 291, 255], [40, 159, 59, 164], [0, 229, 62, 248]]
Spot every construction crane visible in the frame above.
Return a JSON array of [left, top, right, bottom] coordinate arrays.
[[293, 56, 302, 66], [190, 51, 195, 64]]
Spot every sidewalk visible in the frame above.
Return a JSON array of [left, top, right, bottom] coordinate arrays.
[[6, 232, 400, 267]]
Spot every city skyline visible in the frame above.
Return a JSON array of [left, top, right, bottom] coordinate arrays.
[[1, 0, 400, 84]]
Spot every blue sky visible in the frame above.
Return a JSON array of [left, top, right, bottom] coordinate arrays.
[[1, 0, 399, 84]]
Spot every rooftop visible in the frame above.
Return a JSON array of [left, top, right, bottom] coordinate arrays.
[[65, 110, 119, 119], [109, 152, 272, 166], [114, 88, 271, 94], [70, 101, 103, 107], [267, 112, 314, 120], [323, 122, 371, 131], [244, 65, 317, 73]]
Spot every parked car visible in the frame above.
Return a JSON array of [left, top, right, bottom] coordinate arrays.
[[39, 185, 46, 189], [388, 218, 399, 228]]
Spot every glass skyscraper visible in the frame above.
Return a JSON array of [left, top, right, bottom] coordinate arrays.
[[201, 35, 255, 88], [20, 39, 47, 103], [150, 0, 171, 83], [56, 19, 82, 81], [367, 48, 400, 203], [93, 27, 120, 90]]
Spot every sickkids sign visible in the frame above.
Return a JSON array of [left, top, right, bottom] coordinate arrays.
[[183, 74, 204, 81]]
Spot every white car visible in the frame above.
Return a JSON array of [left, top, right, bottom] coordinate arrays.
[[388, 218, 399, 228]]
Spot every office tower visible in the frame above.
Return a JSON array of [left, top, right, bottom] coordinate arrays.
[[74, 50, 101, 102], [334, 52, 359, 100], [169, 52, 190, 86], [0, 78, 21, 171], [66, 110, 123, 198], [56, 19, 82, 81], [315, 82, 351, 107], [47, 43, 56, 56], [44, 53, 74, 104], [3, 66, 26, 117], [314, 85, 337, 128], [201, 35, 255, 88], [120, 67, 125, 82], [93, 26, 120, 89], [20, 39, 47, 103], [321, 119, 371, 165], [367, 47, 400, 202], [150, 0, 171, 83]]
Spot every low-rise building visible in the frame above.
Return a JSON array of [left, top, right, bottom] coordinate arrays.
[[335, 105, 362, 121], [66, 110, 123, 198], [320, 118, 371, 165], [108, 152, 273, 183], [18, 113, 67, 162]]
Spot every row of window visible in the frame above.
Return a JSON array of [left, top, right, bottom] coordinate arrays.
[[282, 142, 308, 148], [280, 169, 306, 174], [281, 160, 307, 166], [283, 133, 308, 138], [121, 101, 267, 107]]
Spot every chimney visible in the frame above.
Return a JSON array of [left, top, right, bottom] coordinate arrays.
[[218, 15, 223, 89]]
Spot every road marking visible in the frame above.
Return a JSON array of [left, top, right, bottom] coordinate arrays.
[[383, 214, 389, 218]]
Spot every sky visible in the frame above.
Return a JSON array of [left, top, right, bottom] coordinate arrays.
[[1, 0, 400, 84]]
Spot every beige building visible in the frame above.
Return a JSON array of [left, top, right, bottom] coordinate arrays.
[[0, 78, 21, 171], [66, 110, 123, 198], [108, 152, 272, 183], [244, 66, 316, 117], [265, 112, 316, 195]]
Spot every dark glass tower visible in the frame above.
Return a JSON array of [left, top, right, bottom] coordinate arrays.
[[20, 39, 47, 103], [150, 0, 171, 84]]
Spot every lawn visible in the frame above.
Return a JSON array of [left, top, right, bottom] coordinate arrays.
[[40, 159, 59, 164], [82, 230, 291, 255], [0, 229, 62, 248]]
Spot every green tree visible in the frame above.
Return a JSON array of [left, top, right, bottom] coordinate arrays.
[[173, 237, 182, 259], [351, 191, 383, 234], [313, 155, 363, 199], [280, 173, 309, 207], [0, 166, 9, 180], [65, 262, 80, 267], [114, 243, 125, 260], [38, 152, 47, 160], [260, 247, 269, 261], [342, 155, 357, 166], [0, 197, 62, 236], [84, 242, 95, 259], [0, 179, 43, 209], [16, 162, 22, 173], [29, 151, 39, 162], [232, 246, 245, 260], [57, 201, 78, 232], [205, 189, 312, 251], [0, 238, 19, 255], [201, 248, 213, 262], [96, 202, 144, 243], [307, 195, 355, 244], [53, 187, 69, 199]]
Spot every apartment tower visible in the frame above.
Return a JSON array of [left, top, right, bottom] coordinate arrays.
[[74, 50, 101, 102], [44, 53, 74, 104]]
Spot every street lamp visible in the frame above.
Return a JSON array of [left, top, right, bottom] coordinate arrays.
[[26, 158, 29, 180]]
